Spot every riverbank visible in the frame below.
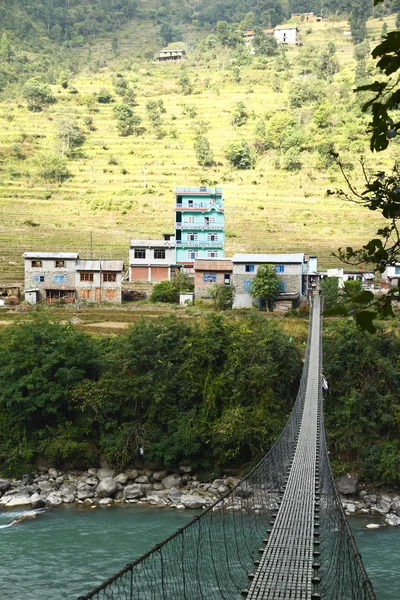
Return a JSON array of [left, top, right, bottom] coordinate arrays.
[[1, 467, 400, 527]]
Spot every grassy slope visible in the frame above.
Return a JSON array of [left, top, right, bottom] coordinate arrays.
[[0, 14, 397, 283]]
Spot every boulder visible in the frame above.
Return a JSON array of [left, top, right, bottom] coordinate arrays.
[[336, 475, 358, 496], [21, 474, 34, 486], [98, 498, 113, 506], [88, 468, 98, 476], [6, 494, 32, 507], [344, 503, 356, 514], [96, 478, 117, 498], [359, 490, 368, 500], [153, 483, 164, 491], [179, 465, 192, 474], [124, 485, 144, 500], [135, 475, 149, 484], [84, 476, 99, 486], [393, 502, 400, 517], [146, 494, 168, 507], [0, 480, 11, 494], [378, 497, 391, 514], [38, 480, 53, 493], [30, 493, 46, 509], [48, 468, 59, 479], [366, 523, 382, 529], [168, 488, 183, 502], [152, 470, 168, 482], [385, 514, 400, 527], [217, 485, 229, 495], [235, 485, 253, 498], [76, 484, 95, 500], [47, 492, 63, 506], [114, 473, 128, 485], [125, 469, 139, 480], [60, 486, 75, 503], [180, 495, 213, 509], [162, 474, 182, 490], [97, 467, 115, 481]]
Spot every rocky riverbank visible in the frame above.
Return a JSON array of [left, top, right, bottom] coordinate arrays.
[[0, 466, 239, 511], [1, 469, 399, 526]]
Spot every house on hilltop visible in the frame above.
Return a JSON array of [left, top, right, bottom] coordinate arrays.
[[158, 48, 186, 61], [291, 12, 322, 23], [274, 25, 301, 45]]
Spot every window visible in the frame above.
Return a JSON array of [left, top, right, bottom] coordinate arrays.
[[176, 195, 182, 205], [103, 272, 116, 282], [34, 275, 45, 283], [187, 233, 198, 241], [203, 273, 216, 283], [207, 251, 219, 258], [31, 260, 42, 268], [244, 279, 253, 292], [187, 216, 195, 223], [245, 264, 255, 273], [80, 272, 94, 282], [205, 217, 215, 224], [154, 249, 166, 260], [275, 265, 285, 273], [224, 274, 231, 285], [280, 281, 286, 292], [80, 289, 92, 299], [187, 251, 198, 259], [54, 275, 65, 283], [55, 260, 65, 268], [207, 233, 218, 241], [395, 266, 400, 275], [134, 249, 146, 259], [188, 200, 193, 207]]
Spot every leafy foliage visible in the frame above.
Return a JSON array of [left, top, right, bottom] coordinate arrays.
[[225, 140, 254, 169], [250, 264, 281, 310], [194, 135, 214, 167], [22, 78, 56, 111]]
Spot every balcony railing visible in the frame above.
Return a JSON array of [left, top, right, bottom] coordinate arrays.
[[176, 241, 224, 247], [175, 203, 223, 210], [176, 223, 224, 230]]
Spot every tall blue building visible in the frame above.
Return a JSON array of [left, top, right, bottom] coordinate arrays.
[[175, 187, 225, 267]]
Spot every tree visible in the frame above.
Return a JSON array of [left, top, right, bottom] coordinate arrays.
[[35, 152, 70, 183], [320, 277, 339, 310], [113, 104, 144, 136], [348, 0, 373, 44], [253, 30, 278, 56], [96, 88, 113, 104], [231, 101, 249, 127], [179, 71, 193, 95], [22, 78, 56, 111], [209, 284, 234, 310], [249, 264, 281, 311], [56, 117, 84, 156], [225, 140, 254, 169], [151, 280, 179, 303], [194, 136, 214, 167], [342, 279, 363, 303]]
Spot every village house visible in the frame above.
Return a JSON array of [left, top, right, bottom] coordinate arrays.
[[380, 264, 400, 288], [129, 234, 177, 283], [232, 253, 314, 310], [23, 252, 78, 304], [291, 12, 322, 23], [157, 48, 186, 62], [194, 258, 233, 300], [0, 283, 22, 306], [273, 25, 301, 45], [75, 260, 124, 303], [324, 268, 375, 289]]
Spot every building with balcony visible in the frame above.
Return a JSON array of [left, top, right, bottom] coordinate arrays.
[[175, 187, 225, 270], [129, 234, 177, 282]]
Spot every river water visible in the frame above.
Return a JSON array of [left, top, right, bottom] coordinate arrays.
[[0, 506, 399, 599]]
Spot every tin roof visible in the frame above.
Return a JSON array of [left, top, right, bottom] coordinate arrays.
[[23, 252, 79, 259], [130, 239, 175, 247], [75, 260, 124, 271], [233, 253, 304, 264]]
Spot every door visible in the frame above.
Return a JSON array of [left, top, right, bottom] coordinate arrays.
[[95, 287, 101, 302]]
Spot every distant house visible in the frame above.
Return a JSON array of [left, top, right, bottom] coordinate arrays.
[[0, 283, 22, 306], [75, 260, 124, 303], [129, 234, 177, 283], [194, 258, 232, 300], [324, 268, 375, 289], [381, 264, 400, 288], [274, 26, 300, 45], [23, 252, 78, 304], [232, 253, 307, 310], [291, 12, 322, 23], [158, 48, 186, 61], [243, 30, 255, 44]]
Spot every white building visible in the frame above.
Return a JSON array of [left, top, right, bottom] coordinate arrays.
[[325, 268, 375, 289], [129, 234, 177, 283], [274, 26, 300, 45], [382, 263, 400, 288]]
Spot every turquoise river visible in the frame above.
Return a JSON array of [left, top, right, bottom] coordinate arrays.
[[0, 506, 399, 599]]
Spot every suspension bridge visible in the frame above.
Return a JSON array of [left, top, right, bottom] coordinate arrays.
[[78, 296, 376, 600]]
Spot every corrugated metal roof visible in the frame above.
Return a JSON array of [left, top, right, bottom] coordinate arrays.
[[232, 253, 305, 263], [75, 260, 124, 271], [23, 252, 79, 259], [130, 239, 175, 247]]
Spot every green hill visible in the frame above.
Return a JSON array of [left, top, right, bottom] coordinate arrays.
[[0, 10, 398, 283]]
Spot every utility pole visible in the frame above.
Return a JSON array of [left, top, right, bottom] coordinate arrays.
[[90, 231, 93, 259], [143, 164, 147, 189]]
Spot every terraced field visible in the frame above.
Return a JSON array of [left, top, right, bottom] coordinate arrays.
[[0, 14, 397, 283]]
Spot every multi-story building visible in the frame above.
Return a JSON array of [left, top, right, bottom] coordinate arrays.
[[129, 234, 177, 283], [175, 187, 225, 272], [75, 260, 124, 303], [23, 252, 79, 304]]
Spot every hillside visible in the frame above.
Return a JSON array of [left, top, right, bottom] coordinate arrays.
[[0, 12, 398, 283]]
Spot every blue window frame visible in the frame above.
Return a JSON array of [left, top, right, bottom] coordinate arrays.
[[244, 279, 253, 292], [395, 266, 400, 275], [280, 281, 286, 292], [203, 273, 216, 283], [54, 275, 65, 283], [276, 265, 285, 273], [34, 275, 45, 283], [245, 264, 255, 273]]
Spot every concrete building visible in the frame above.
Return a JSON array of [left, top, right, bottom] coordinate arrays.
[[291, 12, 322, 23], [158, 48, 186, 61], [75, 260, 124, 303], [382, 263, 400, 288], [274, 25, 300, 45], [23, 252, 78, 304], [324, 268, 375, 289], [232, 253, 307, 309], [175, 187, 225, 271], [129, 234, 177, 283], [194, 258, 233, 300]]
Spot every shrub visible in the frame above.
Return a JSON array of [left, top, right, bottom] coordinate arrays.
[[96, 88, 113, 103], [225, 140, 255, 170], [22, 78, 56, 111], [194, 135, 214, 167], [151, 280, 179, 303], [36, 153, 70, 182]]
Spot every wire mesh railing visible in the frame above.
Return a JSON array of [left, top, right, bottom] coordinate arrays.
[[78, 297, 376, 600]]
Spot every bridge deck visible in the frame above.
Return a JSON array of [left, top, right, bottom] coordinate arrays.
[[246, 295, 321, 600]]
